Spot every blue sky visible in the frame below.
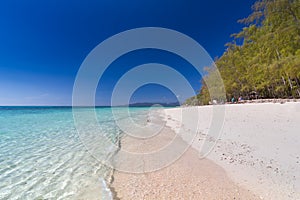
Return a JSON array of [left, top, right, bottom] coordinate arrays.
[[0, 0, 256, 106]]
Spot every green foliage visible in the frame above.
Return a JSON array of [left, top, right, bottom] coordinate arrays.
[[191, 0, 300, 105]]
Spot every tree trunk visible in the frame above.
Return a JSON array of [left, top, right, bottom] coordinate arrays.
[[297, 89, 300, 97], [275, 48, 281, 60], [288, 76, 293, 91], [281, 76, 286, 85], [295, 77, 300, 97]]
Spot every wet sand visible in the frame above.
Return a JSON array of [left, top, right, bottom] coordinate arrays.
[[110, 124, 258, 199]]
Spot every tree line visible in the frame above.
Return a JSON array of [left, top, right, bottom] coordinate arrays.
[[186, 0, 300, 105]]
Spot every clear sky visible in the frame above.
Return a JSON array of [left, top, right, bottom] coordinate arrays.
[[0, 0, 256, 106]]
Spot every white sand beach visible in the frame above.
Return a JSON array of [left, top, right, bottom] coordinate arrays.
[[111, 102, 300, 199], [164, 102, 300, 199], [111, 123, 258, 199]]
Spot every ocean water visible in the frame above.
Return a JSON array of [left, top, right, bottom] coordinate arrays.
[[0, 106, 151, 200]]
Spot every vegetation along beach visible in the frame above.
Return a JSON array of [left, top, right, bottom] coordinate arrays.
[[0, 0, 299, 199]]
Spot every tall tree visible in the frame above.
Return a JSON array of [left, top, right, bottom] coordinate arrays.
[[188, 0, 300, 105]]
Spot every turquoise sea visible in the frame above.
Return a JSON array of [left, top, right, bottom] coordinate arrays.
[[0, 106, 151, 200]]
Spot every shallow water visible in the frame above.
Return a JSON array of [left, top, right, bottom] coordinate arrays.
[[0, 107, 151, 200]]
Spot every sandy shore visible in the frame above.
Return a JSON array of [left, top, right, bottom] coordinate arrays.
[[163, 102, 300, 199], [110, 111, 259, 199]]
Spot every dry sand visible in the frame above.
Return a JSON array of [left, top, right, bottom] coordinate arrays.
[[164, 102, 300, 199], [111, 102, 300, 199], [110, 118, 259, 199]]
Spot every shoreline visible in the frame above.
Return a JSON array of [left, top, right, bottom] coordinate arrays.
[[108, 133, 123, 200], [109, 109, 259, 199], [109, 102, 300, 199]]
